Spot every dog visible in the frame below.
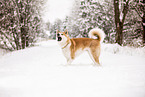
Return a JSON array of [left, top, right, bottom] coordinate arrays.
[[56, 28, 105, 66]]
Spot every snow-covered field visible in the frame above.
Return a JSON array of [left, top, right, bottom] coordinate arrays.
[[0, 40, 145, 97]]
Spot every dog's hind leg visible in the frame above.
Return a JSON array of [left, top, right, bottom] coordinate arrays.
[[88, 47, 101, 66]]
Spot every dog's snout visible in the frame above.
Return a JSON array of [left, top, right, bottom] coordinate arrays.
[[57, 37, 62, 41], [57, 33, 62, 41]]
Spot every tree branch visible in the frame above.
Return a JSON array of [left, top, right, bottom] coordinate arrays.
[[0, 31, 15, 50], [114, 0, 120, 27], [122, 0, 130, 24], [134, 7, 143, 19]]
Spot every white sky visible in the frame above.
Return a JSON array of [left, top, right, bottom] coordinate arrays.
[[43, 0, 74, 23]]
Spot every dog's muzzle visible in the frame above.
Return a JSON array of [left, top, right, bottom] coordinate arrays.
[[57, 37, 62, 41], [57, 33, 62, 41]]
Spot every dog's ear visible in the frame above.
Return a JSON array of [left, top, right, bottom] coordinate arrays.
[[64, 29, 68, 35], [56, 29, 59, 33]]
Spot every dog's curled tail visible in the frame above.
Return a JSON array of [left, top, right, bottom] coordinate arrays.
[[88, 28, 105, 42]]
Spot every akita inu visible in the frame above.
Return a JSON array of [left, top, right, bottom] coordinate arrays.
[[56, 28, 105, 66]]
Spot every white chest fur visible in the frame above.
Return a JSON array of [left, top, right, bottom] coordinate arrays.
[[62, 43, 71, 60]]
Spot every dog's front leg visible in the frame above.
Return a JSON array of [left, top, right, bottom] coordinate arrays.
[[67, 58, 73, 65]]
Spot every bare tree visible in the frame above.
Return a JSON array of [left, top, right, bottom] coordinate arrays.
[[131, 0, 145, 44], [114, 0, 130, 45]]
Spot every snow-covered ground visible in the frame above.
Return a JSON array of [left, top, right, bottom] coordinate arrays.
[[0, 48, 8, 58], [0, 40, 145, 97]]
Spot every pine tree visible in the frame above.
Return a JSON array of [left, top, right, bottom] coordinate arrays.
[[67, 0, 115, 42]]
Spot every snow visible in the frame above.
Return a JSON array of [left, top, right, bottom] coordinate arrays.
[[102, 43, 145, 57], [0, 48, 8, 58], [0, 40, 145, 97]]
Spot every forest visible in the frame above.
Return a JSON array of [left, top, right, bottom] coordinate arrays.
[[0, 0, 47, 51], [48, 0, 145, 47], [0, 0, 145, 52]]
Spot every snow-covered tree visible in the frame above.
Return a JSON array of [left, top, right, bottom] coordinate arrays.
[[49, 19, 63, 39], [0, 0, 46, 51], [113, 0, 144, 46], [123, 6, 142, 46], [114, 0, 131, 45], [130, 0, 145, 45], [64, 0, 115, 42], [47, 0, 143, 46]]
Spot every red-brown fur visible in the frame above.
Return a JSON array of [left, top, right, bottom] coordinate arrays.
[[70, 38, 101, 65]]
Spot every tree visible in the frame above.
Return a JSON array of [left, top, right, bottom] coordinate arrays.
[[49, 19, 63, 39], [0, 0, 46, 51], [131, 0, 145, 44], [61, 0, 82, 38], [64, 0, 115, 42], [114, 0, 130, 45]]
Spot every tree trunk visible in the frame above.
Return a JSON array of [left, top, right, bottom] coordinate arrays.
[[143, 14, 145, 44], [114, 0, 123, 45], [12, 28, 20, 50], [114, 0, 129, 45], [142, 0, 145, 44], [21, 26, 29, 49], [116, 22, 123, 45], [21, 26, 26, 49]]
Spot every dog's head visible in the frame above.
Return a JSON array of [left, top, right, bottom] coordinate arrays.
[[56, 30, 69, 42]]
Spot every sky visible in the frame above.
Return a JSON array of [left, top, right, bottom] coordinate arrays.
[[43, 0, 74, 23]]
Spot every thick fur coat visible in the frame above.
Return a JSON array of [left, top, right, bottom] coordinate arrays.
[[56, 28, 105, 65]]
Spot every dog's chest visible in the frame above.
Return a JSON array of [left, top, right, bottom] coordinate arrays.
[[62, 44, 71, 59]]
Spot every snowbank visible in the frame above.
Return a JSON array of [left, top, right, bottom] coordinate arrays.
[[0, 48, 8, 58], [102, 43, 145, 57]]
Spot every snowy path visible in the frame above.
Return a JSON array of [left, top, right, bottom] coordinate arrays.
[[0, 40, 145, 97]]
